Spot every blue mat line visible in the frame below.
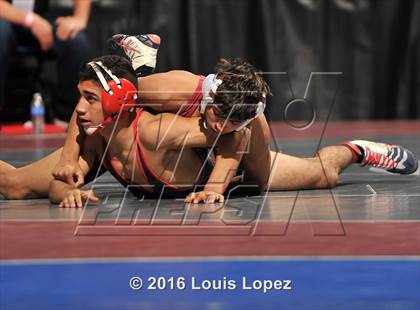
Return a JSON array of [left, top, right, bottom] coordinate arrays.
[[1, 259, 419, 310]]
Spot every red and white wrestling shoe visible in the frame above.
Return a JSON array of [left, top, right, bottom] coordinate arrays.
[[342, 140, 418, 175], [108, 34, 161, 76]]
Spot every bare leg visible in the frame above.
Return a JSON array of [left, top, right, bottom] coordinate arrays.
[[268, 145, 355, 190], [0, 148, 63, 199], [239, 113, 356, 190]]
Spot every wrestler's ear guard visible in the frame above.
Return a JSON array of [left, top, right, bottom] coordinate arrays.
[[234, 93, 266, 131], [200, 74, 223, 115], [200, 73, 266, 131], [88, 61, 138, 116]]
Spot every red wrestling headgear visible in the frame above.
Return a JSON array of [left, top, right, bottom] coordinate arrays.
[[88, 61, 138, 115], [85, 61, 138, 135]]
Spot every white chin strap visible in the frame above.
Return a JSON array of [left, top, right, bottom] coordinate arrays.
[[200, 73, 266, 131], [84, 125, 104, 136]]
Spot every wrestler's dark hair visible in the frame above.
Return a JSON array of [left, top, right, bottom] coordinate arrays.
[[213, 58, 271, 122], [79, 55, 138, 89]]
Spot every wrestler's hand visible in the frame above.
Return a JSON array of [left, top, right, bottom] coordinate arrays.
[[31, 14, 53, 51], [55, 15, 87, 40], [59, 189, 98, 208], [184, 191, 225, 204], [53, 160, 85, 188]]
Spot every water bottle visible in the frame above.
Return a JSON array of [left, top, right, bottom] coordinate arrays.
[[30, 92, 45, 134]]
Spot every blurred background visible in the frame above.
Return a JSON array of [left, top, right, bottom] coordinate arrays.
[[1, 0, 419, 124]]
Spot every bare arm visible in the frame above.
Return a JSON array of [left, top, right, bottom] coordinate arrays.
[[0, 0, 28, 25], [52, 111, 85, 187], [201, 130, 249, 196], [73, 0, 92, 25], [61, 111, 82, 162], [0, 0, 53, 50], [49, 134, 98, 205], [184, 129, 250, 203], [56, 0, 92, 40], [49, 176, 79, 204], [138, 70, 201, 113]]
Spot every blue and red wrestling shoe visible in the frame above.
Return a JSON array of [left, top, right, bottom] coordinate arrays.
[[341, 140, 418, 175], [108, 34, 161, 77]]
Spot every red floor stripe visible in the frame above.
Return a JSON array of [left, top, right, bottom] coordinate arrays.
[[1, 124, 66, 135], [1, 221, 418, 259]]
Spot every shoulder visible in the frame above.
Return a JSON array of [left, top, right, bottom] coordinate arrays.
[[135, 110, 160, 149]]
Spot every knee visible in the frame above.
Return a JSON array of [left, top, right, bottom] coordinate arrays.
[[314, 166, 339, 189], [325, 169, 339, 188], [1, 173, 31, 199]]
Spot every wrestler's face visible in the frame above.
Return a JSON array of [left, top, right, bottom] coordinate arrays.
[[204, 106, 243, 134], [76, 80, 105, 128]]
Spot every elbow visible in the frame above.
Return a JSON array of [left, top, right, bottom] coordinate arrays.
[[48, 184, 58, 204], [48, 180, 64, 204]]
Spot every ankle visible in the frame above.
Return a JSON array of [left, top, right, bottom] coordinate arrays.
[[339, 141, 363, 163]]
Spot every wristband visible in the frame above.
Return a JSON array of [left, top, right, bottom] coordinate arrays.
[[23, 11, 34, 29]]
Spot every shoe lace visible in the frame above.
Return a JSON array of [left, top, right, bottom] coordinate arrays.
[[121, 39, 143, 61], [363, 147, 398, 169]]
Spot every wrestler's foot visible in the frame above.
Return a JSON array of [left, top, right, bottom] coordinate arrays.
[[342, 140, 418, 174], [108, 34, 161, 77]]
